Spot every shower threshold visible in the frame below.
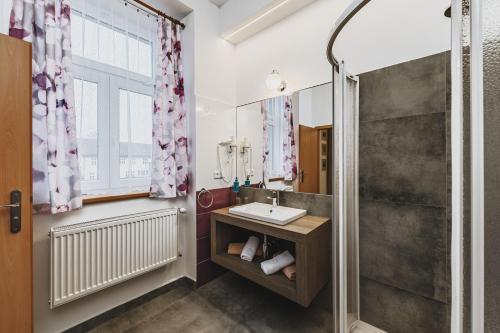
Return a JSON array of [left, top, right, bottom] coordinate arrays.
[[351, 321, 387, 333]]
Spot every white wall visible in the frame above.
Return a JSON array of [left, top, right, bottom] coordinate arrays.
[[181, 0, 237, 106], [179, 0, 239, 191], [235, 0, 451, 106], [196, 96, 237, 190], [1, 0, 11, 34]]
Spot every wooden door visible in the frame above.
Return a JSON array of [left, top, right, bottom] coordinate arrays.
[[0, 34, 33, 333], [298, 125, 319, 193]]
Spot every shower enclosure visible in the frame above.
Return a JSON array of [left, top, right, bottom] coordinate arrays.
[[328, 0, 500, 332]]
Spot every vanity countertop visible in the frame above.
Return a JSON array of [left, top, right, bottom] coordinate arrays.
[[212, 207, 330, 243]]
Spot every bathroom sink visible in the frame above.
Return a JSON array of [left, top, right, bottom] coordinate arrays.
[[229, 202, 307, 226]]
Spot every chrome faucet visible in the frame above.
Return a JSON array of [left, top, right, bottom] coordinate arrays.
[[267, 191, 279, 208]]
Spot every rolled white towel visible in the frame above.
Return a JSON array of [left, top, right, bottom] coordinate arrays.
[[240, 236, 260, 262], [260, 251, 295, 275]]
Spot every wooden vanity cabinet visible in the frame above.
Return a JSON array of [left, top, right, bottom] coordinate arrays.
[[210, 207, 331, 307]]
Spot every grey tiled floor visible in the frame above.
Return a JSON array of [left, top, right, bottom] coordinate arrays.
[[89, 273, 333, 333]]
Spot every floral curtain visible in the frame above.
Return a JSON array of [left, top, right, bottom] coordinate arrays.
[[261, 100, 270, 182], [282, 96, 297, 181], [10, 0, 82, 214], [150, 18, 188, 198]]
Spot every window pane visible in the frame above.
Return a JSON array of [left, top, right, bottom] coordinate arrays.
[[73, 14, 153, 77], [98, 23, 114, 66], [74, 78, 99, 182], [128, 36, 152, 77], [119, 89, 152, 179], [113, 30, 128, 70], [119, 157, 152, 179], [138, 40, 152, 77], [71, 14, 83, 57], [80, 157, 98, 181], [83, 19, 99, 61], [128, 36, 139, 74], [130, 92, 152, 144], [119, 90, 152, 144]]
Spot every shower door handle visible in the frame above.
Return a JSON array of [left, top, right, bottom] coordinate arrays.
[[0, 190, 21, 234]]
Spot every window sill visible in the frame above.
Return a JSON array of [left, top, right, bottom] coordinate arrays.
[[268, 177, 285, 182], [83, 192, 150, 205]]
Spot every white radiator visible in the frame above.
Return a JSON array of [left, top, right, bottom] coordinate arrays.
[[49, 209, 179, 308]]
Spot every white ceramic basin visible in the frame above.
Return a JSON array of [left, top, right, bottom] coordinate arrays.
[[229, 202, 307, 226]]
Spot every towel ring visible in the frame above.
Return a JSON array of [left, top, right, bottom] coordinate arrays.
[[197, 188, 214, 209]]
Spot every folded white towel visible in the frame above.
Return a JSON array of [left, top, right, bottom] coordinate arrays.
[[241, 236, 260, 262], [260, 251, 295, 275]]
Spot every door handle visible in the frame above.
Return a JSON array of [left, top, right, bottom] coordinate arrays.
[[0, 190, 21, 234], [0, 203, 20, 208]]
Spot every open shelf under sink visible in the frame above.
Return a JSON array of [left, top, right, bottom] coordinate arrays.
[[211, 207, 331, 307]]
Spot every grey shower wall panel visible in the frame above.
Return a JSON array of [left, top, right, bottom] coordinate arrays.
[[359, 200, 447, 302], [359, 112, 447, 207], [360, 277, 448, 333], [358, 52, 450, 333], [359, 52, 448, 123]]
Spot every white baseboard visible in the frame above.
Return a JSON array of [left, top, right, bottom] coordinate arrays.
[[351, 321, 387, 333]]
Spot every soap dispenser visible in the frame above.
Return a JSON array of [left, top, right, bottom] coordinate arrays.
[[244, 175, 251, 187], [232, 177, 240, 193]]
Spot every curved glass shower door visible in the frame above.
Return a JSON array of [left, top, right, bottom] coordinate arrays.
[[329, 1, 454, 333]]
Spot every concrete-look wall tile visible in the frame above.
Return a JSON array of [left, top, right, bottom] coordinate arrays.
[[359, 200, 447, 302], [239, 187, 273, 204], [359, 112, 447, 207], [279, 191, 332, 219], [359, 53, 447, 122], [360, 277, 447, 333]]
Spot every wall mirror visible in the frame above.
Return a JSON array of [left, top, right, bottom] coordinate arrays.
[[235, 82, 333, 194]]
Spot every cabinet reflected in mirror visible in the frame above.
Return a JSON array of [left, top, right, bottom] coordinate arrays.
[[236, 82, 333, 195]]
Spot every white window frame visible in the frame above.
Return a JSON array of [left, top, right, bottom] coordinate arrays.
[[72, 10, 156, 196]]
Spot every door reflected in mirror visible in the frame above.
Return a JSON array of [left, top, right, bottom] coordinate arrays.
[[236, 82, 333, 195]]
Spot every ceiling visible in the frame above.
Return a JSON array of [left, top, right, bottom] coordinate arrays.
[[208, 0, 229, 7]]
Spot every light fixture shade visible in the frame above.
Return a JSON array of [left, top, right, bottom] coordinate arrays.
[[266, 70, 282, 90]]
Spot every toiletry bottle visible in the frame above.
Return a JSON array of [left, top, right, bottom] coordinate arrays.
[[232, 177, 240, 193], [245, 176, 251, 187]]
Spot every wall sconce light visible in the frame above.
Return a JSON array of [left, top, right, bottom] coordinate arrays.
[[266, 70, 287, 92]]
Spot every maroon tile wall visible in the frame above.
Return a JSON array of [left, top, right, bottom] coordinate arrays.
[[196, 187, 236, 287]]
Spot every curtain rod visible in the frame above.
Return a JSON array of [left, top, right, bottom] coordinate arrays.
[[125, 0, 186, 29]]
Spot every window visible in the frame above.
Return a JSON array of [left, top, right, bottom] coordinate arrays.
[[71, 8, 155, 196], [265, 96, 286, 178]]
